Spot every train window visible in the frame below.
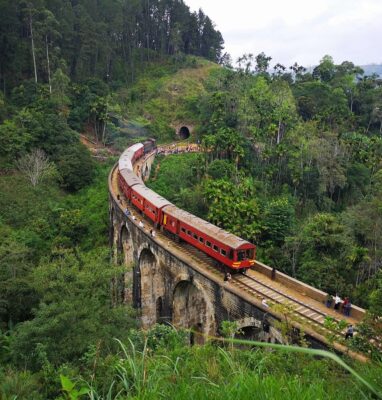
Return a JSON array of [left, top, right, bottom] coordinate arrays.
[[229, 250, 234, 260], [206, 241, 211, 247], [199, 237, 204, 243], [193, 233, 198, 240], [187, 230, 192, 236], [213, 245, 219, 252], [181, 227, 186, 233], [221, 249, 226, 256]]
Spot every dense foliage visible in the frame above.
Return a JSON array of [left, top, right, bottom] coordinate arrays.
[[1, 0, 382, 396], [148, 55, 382, 314], [0, 0, 223, 91]]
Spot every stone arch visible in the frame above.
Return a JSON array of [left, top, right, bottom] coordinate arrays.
[[228, 317, 262, 342], [156, 296, 164, 322], [172, 280, 208, 344], [116, 223, 135, 304], [118, 224, 134, 266], [138, 248, 165, 328], [178, 126, 190, 140], [143, 164, 149, 179], [109, 206, 115, 249]]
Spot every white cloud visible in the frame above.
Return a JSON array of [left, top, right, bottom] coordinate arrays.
[[184, 0, 382, 66]]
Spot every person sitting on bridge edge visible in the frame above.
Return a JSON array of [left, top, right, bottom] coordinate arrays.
[[139, 220, 144, 228], [124, 208, 130, 216], [345, 324, 354, 339], [150, 229, 156, 238], [224, 272, 232, 282]]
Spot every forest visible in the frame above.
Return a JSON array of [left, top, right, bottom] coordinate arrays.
[[0, 0, 382, 398]]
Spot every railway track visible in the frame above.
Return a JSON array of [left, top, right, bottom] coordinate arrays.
[[232, 272, 342, 337]]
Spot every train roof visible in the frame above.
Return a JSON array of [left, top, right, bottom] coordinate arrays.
[[128, 143, 144, 153], [120, 169, 144, 187], [163, 205, 255, 250], [119, 149, 133, 171], [119, 143, 144, 171], [119, 158, 133, 172], [132, 184, 172, 209]]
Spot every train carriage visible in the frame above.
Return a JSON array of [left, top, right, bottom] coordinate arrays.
[[119, 149, 134, 172], [161, 205, 256, 270], [118, 170, 144, 200], [130, 184, 172, 224]]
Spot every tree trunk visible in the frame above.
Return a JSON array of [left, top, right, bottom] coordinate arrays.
[[350, 92, 353, 113], [277, 119, 281, 144], [46, 35, 52, 94], [29, 10, 38, 83]]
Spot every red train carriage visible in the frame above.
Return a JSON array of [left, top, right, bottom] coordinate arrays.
[[127, 143, 144, 164], [118, 170, 144, 199], [130, 184, 172, 224], [161, 205, 256, 270]]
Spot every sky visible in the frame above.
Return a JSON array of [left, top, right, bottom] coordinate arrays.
[[185, 0, 382, 68]]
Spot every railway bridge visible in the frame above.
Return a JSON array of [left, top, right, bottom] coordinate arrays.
[[108, 146, 367, 360]]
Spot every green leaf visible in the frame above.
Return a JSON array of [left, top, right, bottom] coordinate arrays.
[[60, 374, 75, 392]]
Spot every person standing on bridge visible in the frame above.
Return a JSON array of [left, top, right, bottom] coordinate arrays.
[[325, 293, 334, 308], [343, 297, 352, 317], [334, 294, 342, 311], [271, 267, 276, 280], [262, 298, 269, 308], [345, 324, 354, 339]]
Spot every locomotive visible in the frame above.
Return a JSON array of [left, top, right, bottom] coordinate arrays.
[[117, 139, 256, 271]]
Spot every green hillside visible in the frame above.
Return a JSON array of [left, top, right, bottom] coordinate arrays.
[[0, 0, 382, 398]]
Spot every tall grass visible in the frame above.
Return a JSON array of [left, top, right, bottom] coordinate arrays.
[[81, 334, 381, 400]]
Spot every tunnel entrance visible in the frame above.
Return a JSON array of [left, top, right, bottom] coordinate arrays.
[[179, 126, 190, 140]]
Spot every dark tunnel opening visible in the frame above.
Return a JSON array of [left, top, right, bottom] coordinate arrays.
[[179, 126, 190, 140]]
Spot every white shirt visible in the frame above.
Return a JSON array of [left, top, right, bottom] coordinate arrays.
[[335, 295, 341, 304]]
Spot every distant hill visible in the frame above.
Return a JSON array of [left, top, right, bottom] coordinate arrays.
[[360, 64, 382, 77], [304, 64, 382, 77]]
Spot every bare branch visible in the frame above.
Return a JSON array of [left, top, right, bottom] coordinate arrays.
[[17, 149, 56, 187]]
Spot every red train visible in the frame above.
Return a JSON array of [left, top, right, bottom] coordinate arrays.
[[118, 140, 256, 271]]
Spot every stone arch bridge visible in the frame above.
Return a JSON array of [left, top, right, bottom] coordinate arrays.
[[108, 148, 366, 360]]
